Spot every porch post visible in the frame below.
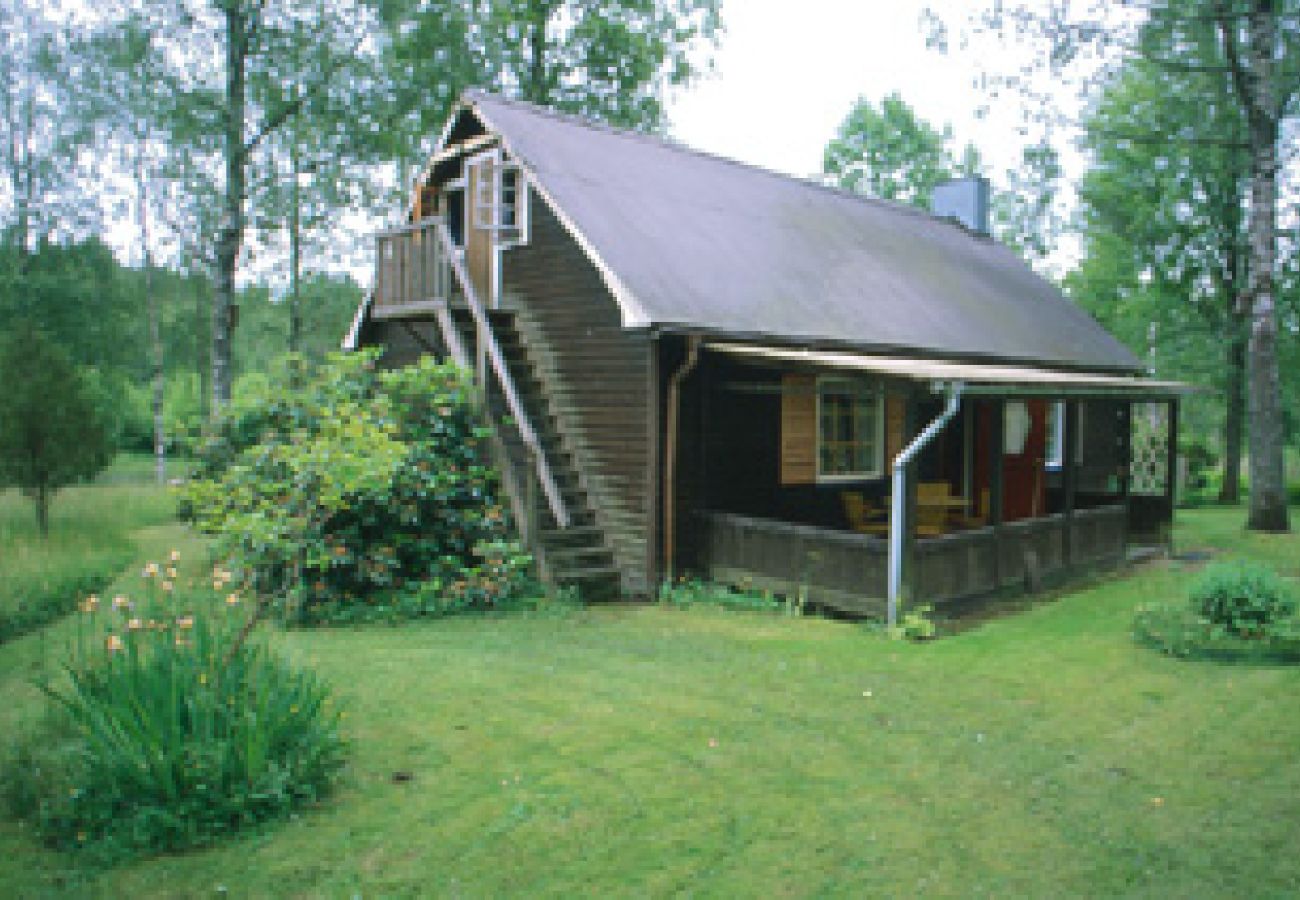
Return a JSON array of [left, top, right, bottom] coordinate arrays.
[[1119, 402, 1132, 550], [1062, 399, 1079, 566], [1164, 397, 1179, 553], [989, 400, 1005, 588], [901, 400, 919, 602]]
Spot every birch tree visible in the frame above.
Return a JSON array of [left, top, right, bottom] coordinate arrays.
[[933, 0, 1298, 530]]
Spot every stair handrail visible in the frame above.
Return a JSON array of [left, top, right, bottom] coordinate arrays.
[[429, 218, 571, 529]]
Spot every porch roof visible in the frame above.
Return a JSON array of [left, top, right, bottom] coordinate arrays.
[[706, 343, 1193, 398]]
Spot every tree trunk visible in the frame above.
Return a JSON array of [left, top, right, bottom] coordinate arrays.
[[213, 5, 248, 414], [1242, 4, 1288, 532], [194, 267, 210, 420], [137, 153, 166, 484], [289, 139, 302, 358], [1219, 310, 1246, 504], [524, 0, 552, 103], [35, 483, 48, 537]]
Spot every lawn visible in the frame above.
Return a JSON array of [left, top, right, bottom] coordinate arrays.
[[0, 455, 176, 643], [1, 503, 1299, 896]]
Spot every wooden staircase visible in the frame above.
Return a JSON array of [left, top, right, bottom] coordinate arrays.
[[449, 308, 622, 600], [370, 216, 621, 600]]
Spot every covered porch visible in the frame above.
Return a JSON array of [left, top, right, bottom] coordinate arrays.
[[669, 341, 1185, 619]]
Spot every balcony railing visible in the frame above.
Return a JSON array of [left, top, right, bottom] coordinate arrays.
[[373, 217, 452, 312], [369, 216, 571, 531]]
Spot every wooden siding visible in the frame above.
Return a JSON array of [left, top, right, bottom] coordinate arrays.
[[465, 156, 494, 303], [501, 193, 655, 594], [779, 374, 816, 485]]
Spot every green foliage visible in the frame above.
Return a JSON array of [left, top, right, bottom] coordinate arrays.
[[658, 578, 786, 614], [1189, 561, 1295, 636], [1, 464, 178, 644], [2, 559, 345, 860], [184, 350, 531, 623], [1134, 561, 1300, 661], [0, 547, 133, 646], [823, 92, 973, 208], [0, 323, 113, 535], [379, 0, 723, 155], [887, 604, 938, 641]]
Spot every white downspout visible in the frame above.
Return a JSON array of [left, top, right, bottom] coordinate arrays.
[[888, 382, 964, 627]]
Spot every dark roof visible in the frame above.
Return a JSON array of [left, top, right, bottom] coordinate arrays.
[[465, 91, 1142, 374]]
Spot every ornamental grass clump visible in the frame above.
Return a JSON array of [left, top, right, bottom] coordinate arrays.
[[2, 552, 345, 859]]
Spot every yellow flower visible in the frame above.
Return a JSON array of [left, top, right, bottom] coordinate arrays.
[[165, 566, 178, 580], [127, 618, 142, 631], [81, 596, 99, 613], [143, 562, 159, 578], [198, 672, 208, 686], [177, 616, 194, 630], [161, 580, 174, 592], [225, 593, 240, 606], [106, 634, 124, 653], [112, 595, 129, 610], [213, 580, 223, 591], [169, 549, 181, 562]]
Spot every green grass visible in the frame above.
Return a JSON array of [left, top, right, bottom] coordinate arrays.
[[0, 462, 176, 643], [2, 506, 1299, 896]]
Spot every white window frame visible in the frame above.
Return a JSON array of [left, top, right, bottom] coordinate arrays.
[[466, 147, 531, 248], [815, 377, 885, 483], [1045, 400, 1065, 469]]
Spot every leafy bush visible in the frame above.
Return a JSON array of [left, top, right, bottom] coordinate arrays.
[[659, 578, 787, 613], [1133, 561, 1300, 662], [887, 604, 938, 641], [2, 555, 345, 859], [183, 351, 533, 623], [1190, 561, 1295, 637]]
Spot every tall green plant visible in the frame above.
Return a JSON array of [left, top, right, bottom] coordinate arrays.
[[3, 555, 345, 858], [0, 324, 112, 535]]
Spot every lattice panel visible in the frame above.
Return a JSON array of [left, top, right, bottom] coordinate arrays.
[[1130, 402, 1169, 497]]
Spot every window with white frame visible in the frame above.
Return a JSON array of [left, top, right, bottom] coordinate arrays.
[[1045, 401, 1065, 469], [467, 149, 530, 247], [817, 378, 884, 480]]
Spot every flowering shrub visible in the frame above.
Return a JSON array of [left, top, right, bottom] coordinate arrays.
[[1, 552, 346, 859], [182, 351, 533, 623]]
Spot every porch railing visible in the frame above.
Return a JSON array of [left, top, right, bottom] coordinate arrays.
[[371, 217, 570, 530]]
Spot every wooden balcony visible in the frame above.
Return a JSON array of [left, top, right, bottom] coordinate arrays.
[[373, 218, 454, 316]]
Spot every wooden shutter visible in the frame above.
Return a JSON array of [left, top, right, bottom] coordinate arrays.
[[780, 374, 817, 485], [885, 396, 906, 472], [465, 154, 496, 303]]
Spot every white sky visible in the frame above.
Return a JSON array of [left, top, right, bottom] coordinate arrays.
[[666, 0, 1045, 187]]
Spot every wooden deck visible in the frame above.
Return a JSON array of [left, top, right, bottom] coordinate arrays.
[[700, 504, 1128, 617]]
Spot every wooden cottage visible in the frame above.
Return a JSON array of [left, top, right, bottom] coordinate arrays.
[[347, 90, 1187, 620]]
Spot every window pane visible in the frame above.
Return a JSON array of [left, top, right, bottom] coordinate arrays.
[[818, 381, 880, 477]]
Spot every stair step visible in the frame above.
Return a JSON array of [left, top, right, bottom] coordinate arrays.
[[539, 525, 605, 546], [547, 545, 614, 566]]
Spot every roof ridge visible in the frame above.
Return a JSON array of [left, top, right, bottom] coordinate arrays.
[[463, 89, 980, 234]]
